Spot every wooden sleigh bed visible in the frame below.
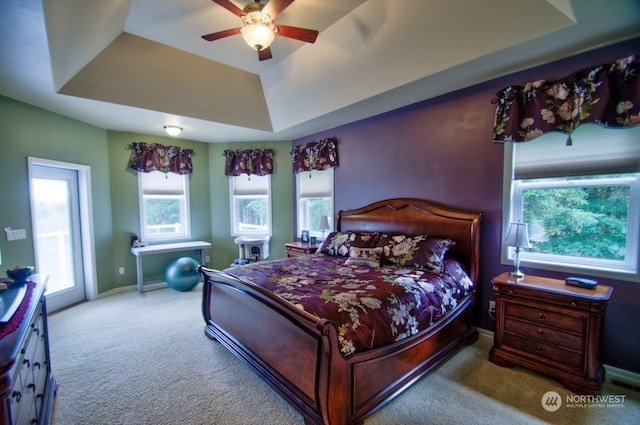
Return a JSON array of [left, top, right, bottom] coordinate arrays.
[[199, 198, 482, 425]]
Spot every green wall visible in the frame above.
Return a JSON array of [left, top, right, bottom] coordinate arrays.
[[0, 95, 294, 295], [0, 96, 115, 292], [106, 131, 214, 285], [207, 141, 294, 270]]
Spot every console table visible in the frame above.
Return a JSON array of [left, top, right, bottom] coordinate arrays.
[[131, 241, 211, 293]]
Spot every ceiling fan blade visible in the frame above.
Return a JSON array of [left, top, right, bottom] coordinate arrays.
[[258, 47, 273, 61], [275, 25, 318, 43], [211, 0, 245, 17], [201, 27, 241, 42], [264, 0, 294, 19]]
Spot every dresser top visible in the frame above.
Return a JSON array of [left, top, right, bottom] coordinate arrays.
[[492, 272, 613, 301]]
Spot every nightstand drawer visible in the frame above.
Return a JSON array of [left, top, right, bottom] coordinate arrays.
[[503, 333, 582, 368], [504, 302, 585, 334], [504, 318, 583, 351], [285, 242, 318, 258], [490, 272, 613, 394]]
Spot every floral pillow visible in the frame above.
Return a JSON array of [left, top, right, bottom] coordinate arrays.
[[345, 247, 383, 267], [320, 231, 378, 257], [375, 234, 455, 274]]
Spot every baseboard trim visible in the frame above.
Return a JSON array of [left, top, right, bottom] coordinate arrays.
[[96, 281, 169, 299], [604, 365, 640, 393], [476, 328, 639, 393]]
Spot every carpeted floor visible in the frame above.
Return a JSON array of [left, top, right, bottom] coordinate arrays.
[[47, 284, 639, 425]]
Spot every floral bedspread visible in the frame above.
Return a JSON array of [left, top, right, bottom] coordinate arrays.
[[224, 253, 473, 357]]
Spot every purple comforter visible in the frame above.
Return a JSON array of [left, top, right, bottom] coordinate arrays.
[[224, 253, 473, 357]]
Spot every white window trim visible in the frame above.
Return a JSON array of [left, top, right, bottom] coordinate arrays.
[[501, 143, 640, 282], [229, 175, 272, 237], [138, 171, 191, 243], [296, 169, 334, 239]]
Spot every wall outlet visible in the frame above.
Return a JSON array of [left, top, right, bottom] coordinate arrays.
[[488, 300, 496, 315], [119, 267, 125, 275], [205, 256, 210, 264]]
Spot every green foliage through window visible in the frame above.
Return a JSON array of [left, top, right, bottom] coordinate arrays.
[[520, 176, 631, 262]]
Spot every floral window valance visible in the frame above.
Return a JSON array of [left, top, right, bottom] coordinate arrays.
[[128, 142, 194, 175], [291, 137, 339, 174], [492, 54, 639, 145], [224, 149, 274, 177]]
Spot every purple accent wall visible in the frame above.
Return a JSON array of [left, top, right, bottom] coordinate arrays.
[[293, 38, 640, 373]]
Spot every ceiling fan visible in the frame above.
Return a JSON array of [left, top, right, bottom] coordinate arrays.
[[202, 0, 319, 61]]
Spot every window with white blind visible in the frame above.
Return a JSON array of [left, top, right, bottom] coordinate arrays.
[[138, 171, 190, 242], [296, 169, 334, 240], [230, 174, 271, 236], [502, 124, 640, 281]]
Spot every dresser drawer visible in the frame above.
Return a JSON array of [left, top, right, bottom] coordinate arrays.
[[504, 318, 583, 351], [504, 301, 586, 334], [503, 333, 583, 369]]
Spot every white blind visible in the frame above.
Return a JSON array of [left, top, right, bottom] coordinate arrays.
[[298, 169, 333, 197], [140, 171, 185, 195], [514, 124, 640, 179], [233, 174, 269, 196]]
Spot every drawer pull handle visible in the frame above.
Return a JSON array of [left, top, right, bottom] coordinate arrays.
[[537, 328, 545, 336], [536, 345, 544, 353], [571, 301, 577, 307], [507, 289, 514, 295], [537, 312, 546, 321]]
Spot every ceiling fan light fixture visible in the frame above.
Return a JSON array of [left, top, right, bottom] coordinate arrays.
[[241, 11, 275, 51], [164, 125, 182, 137]]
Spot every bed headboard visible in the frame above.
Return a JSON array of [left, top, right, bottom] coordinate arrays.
[[337, 198, 482, 284]]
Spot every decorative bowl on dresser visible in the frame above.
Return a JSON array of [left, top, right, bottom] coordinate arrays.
[[0, 275, 56, 424], [489, 272, 613, 395]]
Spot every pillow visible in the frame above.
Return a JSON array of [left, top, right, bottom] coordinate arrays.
[[320, 231, 378, 257], [345, 247, 383, 267], [375, 234, 455, 274]]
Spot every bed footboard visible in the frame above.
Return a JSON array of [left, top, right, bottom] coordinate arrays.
[[200, 266, 334, 423], [200, 266, 477, 425]]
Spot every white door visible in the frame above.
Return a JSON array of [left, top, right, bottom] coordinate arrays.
[[29, 162, 86, 311]]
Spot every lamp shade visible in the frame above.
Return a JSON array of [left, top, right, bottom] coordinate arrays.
[[318, 215, 330, 230], [504, 222, 532, 248]]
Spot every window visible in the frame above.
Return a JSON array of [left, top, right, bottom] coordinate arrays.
[[296, 169, 334, 239], [230, 174, 271, 236], [138, 171, 190, 242], [503, 124, 640, 281]]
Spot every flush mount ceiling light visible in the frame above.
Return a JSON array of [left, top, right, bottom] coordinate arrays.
[[202, 0, 318, 62], [164, 125, 182, 137]]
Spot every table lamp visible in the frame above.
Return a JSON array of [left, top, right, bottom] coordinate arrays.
[[318, 215, 330, 242], [504, 222, 531, 278]]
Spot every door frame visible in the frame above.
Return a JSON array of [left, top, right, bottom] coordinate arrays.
[[28, 157, 98, 303]]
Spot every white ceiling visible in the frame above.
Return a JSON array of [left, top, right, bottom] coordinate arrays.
[[1, 0, 639, 143]]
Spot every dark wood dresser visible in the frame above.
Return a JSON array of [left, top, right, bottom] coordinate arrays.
[[489, 272, 613, 394], [285, 242, 319, 258], [0, 275, 56, 424]]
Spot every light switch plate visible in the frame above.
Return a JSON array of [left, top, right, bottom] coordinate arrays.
[[5, 228, 26, 241]]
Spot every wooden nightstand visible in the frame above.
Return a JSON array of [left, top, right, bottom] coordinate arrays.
[[285, 242, 319, 258], [489, 272, 613, 395]]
